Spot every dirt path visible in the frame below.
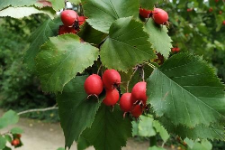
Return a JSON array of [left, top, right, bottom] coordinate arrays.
[[1, 111, 149, 150]]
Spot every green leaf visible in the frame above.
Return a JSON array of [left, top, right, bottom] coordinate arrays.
[[188, 140, 212, 150], [78, 23, 107, 45], [0, 7, 54, 19], [0, 110, 19, 129], [100, 17, 156, 72], [81, 0, 139, 33], [77, 136, 90, 150], [82, 105, 132, 150], [185, 138, 195, 149], [36, 34, 99, 92], [56, 76, 102, 148], [153, 120, 169, 142], [24, 18, 61, 72], [132, 115, 156, 137], [10, 127, 24, 134], [57, 148, 66, 150], [0, 136, 6, 149], [0, 0, 37, 10], [147, 53, 225, 127], [144, 18, 172, 58], [148, 146, 166, 150], [139, 0, 157, 10], [48, 0, 64, 11], [3, 147, 12, 150], [69, 0, 80, 5]]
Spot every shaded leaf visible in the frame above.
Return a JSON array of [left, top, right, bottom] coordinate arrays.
[[69, 0, 80, 5], [82, 105, 132, 150], [0, 136, 6, 149], [36, 34, 99, 92], [56, 76, 102, 148], [77, 136, 91, 150], [100, 17, 156, 72], [10, 127, 23, 134], [0, 0, 37, 10], [147, 53, 225, 127], [48, 0, 64, 11], [145, 18, 172, 58], [148, 146, 166, 150], [153, 120, 169, 142], [24, 18, 61, 72], [81, 0, 139, 33], [140, 0, 157, 10]]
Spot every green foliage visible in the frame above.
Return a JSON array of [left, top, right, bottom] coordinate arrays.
[[10, 127, 24, 134], [147, 53, 225, 128], [81, 105, 132, 150], [0, 110, 18, 129], [56, 76, 102, 147], [82, 0, 139, 33], [100, 17, 155, 72], [0, 0, 37, 10], [48, 0, 64, 11], [148, 146, 166, 150], [36, 34, 99, 92], [139, 0, 157, 10], [145, 19, 172, 58]]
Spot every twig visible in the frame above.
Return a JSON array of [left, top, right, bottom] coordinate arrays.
[[126, 67, 138, 92], [17, 106, 58, 116], [97, 64, 102, 75]]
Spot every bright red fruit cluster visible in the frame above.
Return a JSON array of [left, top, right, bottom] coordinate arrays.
[[84, 69, 147, 118], [59, 10, 87, 35], [139, 7, 169, 25]]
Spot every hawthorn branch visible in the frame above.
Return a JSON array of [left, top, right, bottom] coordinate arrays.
[[17, 105, 58, 116], [126, 67, 139, 92]]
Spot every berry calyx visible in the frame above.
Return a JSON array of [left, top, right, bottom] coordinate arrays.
[[11, 139, 20, 146], [131, 104, 143, 118], [58, 25, 77, 35], [78, 16, 87, 26], [84, 74, 103, 98], [120, 93, 134, 112], [61, 10, 79, 27], [139, 8, 152, 18], [102, 69, 121, 90], [152, 8, 169, 25], [103, 89, 120, 106], [131, 81, 147, 104]]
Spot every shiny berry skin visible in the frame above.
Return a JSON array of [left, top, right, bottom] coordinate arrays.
[[78, 16, 87, 26], [139, 8, 152, 18], [103, 89, 120, 106], [153, 8, 169, 25], [102, 69, 121, 90], [84, 74, 103, 96], [61, 10, 79, 26], [58, 25, 77, 35], [11, 139, 20, 146], [120, 93, 134, 112], [131, 82, 147, 104], [131, 105, 143, 118]]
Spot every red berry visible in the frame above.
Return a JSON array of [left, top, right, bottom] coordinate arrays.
[[102, 69, 121, 90], [187, 8, 192, 12], [219, 10, 222, 14], [131, 82, 147, 104], [139, 8, 152, 18], [223, 20, 225, 25], [78, 16, 87, 26], [103, 89, 120, 106], [215, 0, 219, 2], [171, 47, 180, 53], [58, 25, 77, 35], [153, 8, 169, 25], [120, 93, 134, 112], [84, 74, 103, 96], [61, 10, 79, 26], [131, 105, 143, 118], [209, 8, 213, 12], [11, 139, 20, 146]]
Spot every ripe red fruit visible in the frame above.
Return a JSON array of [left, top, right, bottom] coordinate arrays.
[[171, 47, 180, 53], [153, 8, 169, 25], [209, 8, 213, 12], [131, 82, 147, 104], [131, 105, 143, 118], [58, 25, 77, 35], [120, 93, 134, 112], [187, 8, 192, 12], [139, 8, 152, 18], [78, 16, 87, 26], [102, 69, 121, 90], [223, 20, 225, 25], [11, 139, 20, 146], [103, 89, 120, 106], [61, 10, 79, 27], [84, 74, 103, 97]]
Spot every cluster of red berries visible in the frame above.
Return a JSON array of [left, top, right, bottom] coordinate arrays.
[[139, 7, 169, 25], [84, 69, 147, 118], [11, 134, 21, 147], [59, 10, 86, 35]]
